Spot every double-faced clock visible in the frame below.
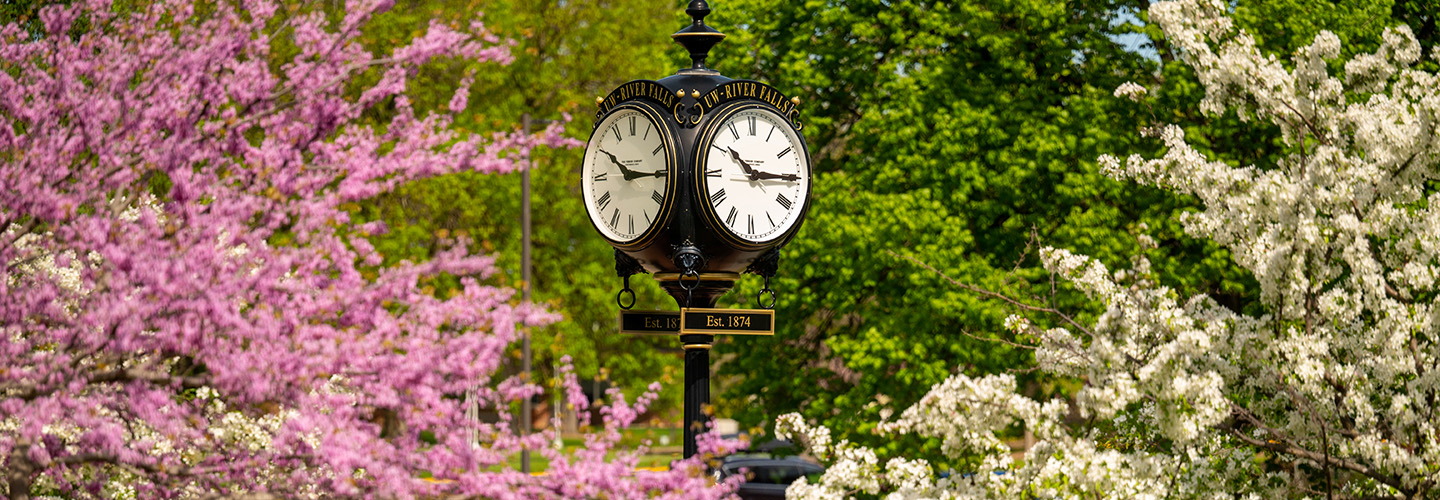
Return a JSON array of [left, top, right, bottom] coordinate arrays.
[[581, 103, 678, 249], [694, 102, 812, 248]]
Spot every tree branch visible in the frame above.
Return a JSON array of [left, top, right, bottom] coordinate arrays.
[[1229, 402, 1410, 496], [889, 250, 1096, 338]]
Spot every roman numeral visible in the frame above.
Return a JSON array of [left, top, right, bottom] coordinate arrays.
[[747, 215, 754, 234], [713, 144, 727, 152], [593, 172, 607, 182], [726, 207, 737, 226], [643, 124, 651, 140], [610, 209, 620, 228], [652, 144, 664, 156], [652, 190, 664, 204], [610, 124, 621, 141], [644, 211, 651, 224], [597, 191, 612, 211], [766, 126, 776, 142], [710, 188, 727, 205], [777, 147, 792, 159], [729, 122, 739, 140], [629, 215, 634, 234], [776, 193, 793, 210], [748, 116, 756, 136], [767, 212, 776, 227], [705, 169, 721, 177], [629, 116, 636, 136]]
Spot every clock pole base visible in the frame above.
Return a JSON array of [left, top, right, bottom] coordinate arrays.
[[656, 272, 736, 458], [681, 337, 713, 459]]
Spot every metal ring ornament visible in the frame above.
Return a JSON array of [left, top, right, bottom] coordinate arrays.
[[757, 287, 776, 309], [617, 275, 637, 310], [617, 288, 636, 310], [679, 270, 701, 291], [679, 269, 701, 307]]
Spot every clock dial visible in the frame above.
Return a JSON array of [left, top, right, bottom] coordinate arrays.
[[582, 106, 674, 245], [698, 106, 810, 245]]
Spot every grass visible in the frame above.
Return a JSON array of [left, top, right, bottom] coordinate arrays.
[[500, 427, 686, 473]]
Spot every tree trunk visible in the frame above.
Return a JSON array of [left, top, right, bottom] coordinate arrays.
[[5, 441, 33, 500]]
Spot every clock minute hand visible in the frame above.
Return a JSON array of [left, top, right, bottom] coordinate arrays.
[[600, 149, 641, 180], [726, 147, 758, 179]]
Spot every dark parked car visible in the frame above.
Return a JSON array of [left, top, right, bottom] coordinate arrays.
[[714, 441, 825, 500]]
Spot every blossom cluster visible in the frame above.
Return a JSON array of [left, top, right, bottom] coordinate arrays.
[[777, 0, 1440, 498]]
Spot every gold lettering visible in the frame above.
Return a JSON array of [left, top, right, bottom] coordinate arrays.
[[707, 315, 723, 327]]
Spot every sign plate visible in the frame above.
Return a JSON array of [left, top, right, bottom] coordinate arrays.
[[679, 308, 775, 335], [618, 310, 680, 335]]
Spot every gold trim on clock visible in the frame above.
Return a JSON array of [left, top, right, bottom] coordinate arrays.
[[653, 272, 741, 282]]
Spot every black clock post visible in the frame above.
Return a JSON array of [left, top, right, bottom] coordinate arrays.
[[580, 0, 813, 459]]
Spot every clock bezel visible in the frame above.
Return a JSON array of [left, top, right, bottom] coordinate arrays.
[[582, 102, 679, 250], [693, 101, 813, 250]]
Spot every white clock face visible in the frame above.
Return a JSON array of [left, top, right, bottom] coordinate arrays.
[[699, 107, 810, 244], [582, 107, 673, 244]]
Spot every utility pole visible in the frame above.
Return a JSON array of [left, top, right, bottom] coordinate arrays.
[[517, 113, 559, 473], [520, 113, 534, 473]]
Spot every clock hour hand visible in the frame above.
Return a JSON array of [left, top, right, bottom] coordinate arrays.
[[751, 170, 800, 182], [627, 169, 668, 180]]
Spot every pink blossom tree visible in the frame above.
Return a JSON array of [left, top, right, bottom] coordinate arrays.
[[0, 1, 736, 498]]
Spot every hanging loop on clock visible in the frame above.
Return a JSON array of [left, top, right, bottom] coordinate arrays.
[[679, 269, 700, 307], [757, 276, 776, 310], [616, 275, 636, 310], [614, 250, 644, 310]]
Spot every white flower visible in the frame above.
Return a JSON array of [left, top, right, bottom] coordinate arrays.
[[1114, 81, 1149, 101], [1003, 314, 1030, 334], [782, 1, 1440, 497]]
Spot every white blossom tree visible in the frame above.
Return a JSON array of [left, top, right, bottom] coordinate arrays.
[[776, 0, 1440, 498]]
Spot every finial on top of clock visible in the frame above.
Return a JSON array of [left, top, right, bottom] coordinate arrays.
[[686, 0, 711, 19], [672, 0, 725, 73]]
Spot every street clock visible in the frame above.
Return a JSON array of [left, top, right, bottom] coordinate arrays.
[[583, 5, 811, 294], [579, 0, 810, 459]]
